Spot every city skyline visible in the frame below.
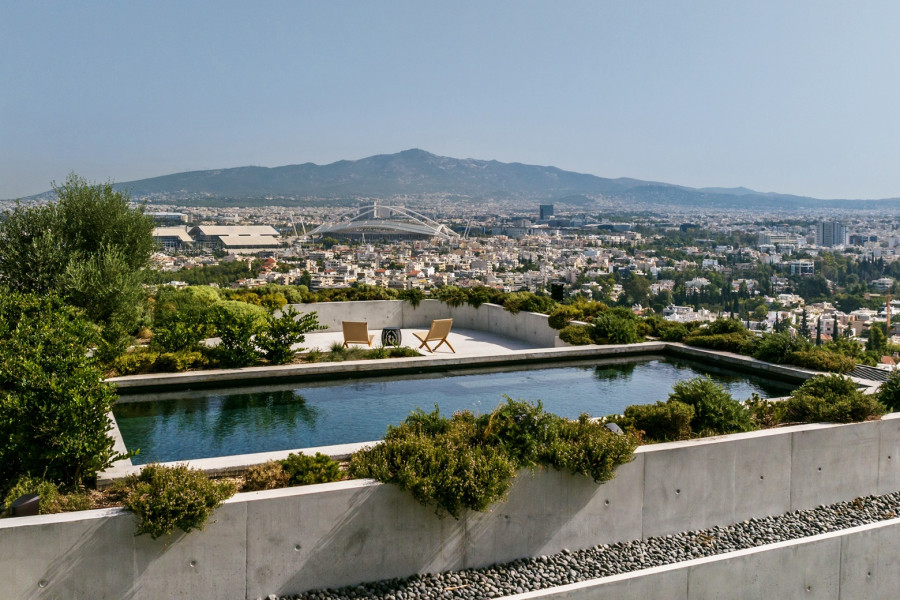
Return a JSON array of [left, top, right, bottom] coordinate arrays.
[[4, 2, 900, 200]]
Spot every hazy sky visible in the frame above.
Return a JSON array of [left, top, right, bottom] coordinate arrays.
[[3, 1, 899, 200]]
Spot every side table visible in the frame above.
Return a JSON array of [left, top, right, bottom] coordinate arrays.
[[381, 326, 402, 347]]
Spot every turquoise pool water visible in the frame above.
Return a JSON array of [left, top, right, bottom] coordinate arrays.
[[114, 356, 795, 464]]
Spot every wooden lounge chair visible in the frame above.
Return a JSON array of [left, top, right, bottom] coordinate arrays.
[[413, 318, 455, 353], [342, 321, 374, 348]]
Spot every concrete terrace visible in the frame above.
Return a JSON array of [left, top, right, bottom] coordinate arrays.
[[300, 325, 539, 355]]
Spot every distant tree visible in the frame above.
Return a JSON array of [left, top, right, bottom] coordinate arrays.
[[622, 274, 650, 306], [867, 324, 887, 355]]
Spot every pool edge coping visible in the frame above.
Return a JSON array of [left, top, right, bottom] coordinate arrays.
[[99, 342, 868, 487]]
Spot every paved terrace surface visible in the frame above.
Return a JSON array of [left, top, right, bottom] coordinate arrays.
[[300, 326, 538, 355]]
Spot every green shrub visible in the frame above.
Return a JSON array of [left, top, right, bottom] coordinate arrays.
[[548, 305, 581, 330], [434, 285, 469, 308], [2, 477, 90, 516], [0, 291, 123, 489], [684, 332, 754, 353], [559, 324, 594, 345], [256, 307, 320, 365], [877, 371, 900, 413], [621, 400, 695, 442], [480, 398, 557, 467], [591, 311, 641, 345], [280, 452, 343, 485], [502, 292, 556, 315], [349, 399, 637, 517], [154, 350, 208, 372], [745, 394, 787, 429], [398, 288, 425, 307], [543, 414, 639, 483], [752, 332, 809, 364], [465, 286, 506, 308], [112, 347, 160, 375], [349, 416, 518, 518], [783, 374, 885, 424], [784, 349, 856, 373], [209, 303, 266, 367], [659, 323, 689, 342], [242, 461, 290, 491], [706, 318, 747, 335], [668, 377, 755, 436], [150, 287, 218, 352], [120, 464, 236, 539], [181, 285, 221, 304], [386, 346, 421, 358]]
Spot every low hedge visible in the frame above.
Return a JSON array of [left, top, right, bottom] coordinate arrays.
[[783, 349, 856, 374], [683, 332, 754, 354]]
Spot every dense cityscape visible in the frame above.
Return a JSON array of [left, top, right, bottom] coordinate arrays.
[[146, 198, 900, 361]]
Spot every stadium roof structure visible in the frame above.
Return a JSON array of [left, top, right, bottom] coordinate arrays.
[[310, 203, 460, 241]]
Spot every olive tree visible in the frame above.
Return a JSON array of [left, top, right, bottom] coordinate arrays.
[[0, 174, 156, 354]]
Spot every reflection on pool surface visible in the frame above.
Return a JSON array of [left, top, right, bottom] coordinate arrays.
[[114, 356, 796, 464]]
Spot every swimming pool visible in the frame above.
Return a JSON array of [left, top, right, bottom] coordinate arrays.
[[113, 356, 795, 464]]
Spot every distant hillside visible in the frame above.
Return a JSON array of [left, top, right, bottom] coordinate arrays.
[[18, 149, 900, 210]]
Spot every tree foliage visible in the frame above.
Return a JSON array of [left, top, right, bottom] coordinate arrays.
[[0, 291, 122, 491], [0, 174, 156, 346]]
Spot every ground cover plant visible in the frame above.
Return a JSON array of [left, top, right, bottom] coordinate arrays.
[[242, 452, 344, 491], [779, 374, 886, 424], [348, 398, 639, 517], [117, 463, 236, 539]]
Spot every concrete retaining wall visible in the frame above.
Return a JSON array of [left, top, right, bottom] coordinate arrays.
[[286, 299, 563, 347], [3, 415, 898, 599], [502, 516, 900, 600]]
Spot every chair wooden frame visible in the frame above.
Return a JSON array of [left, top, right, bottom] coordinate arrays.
[[413, 318, 455, 353], [342, 321, 375, 348]]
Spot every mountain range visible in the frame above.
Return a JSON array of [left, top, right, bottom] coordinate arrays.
[[28, 149, 900, 210]]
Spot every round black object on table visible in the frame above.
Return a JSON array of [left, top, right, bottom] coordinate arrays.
[[381, 326, 402, 347]]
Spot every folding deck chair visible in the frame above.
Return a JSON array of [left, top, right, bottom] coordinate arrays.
[[413, 318, 455, 353], [342, 321, 375, 348]]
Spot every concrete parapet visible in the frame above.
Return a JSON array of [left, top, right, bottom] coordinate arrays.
[[5, 417, 900, 598], [282, 299, 563, 348]]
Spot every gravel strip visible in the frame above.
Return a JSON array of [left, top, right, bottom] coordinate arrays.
[[269, 491, 900, 600]]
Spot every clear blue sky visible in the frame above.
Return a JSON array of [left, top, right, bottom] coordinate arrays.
[[2, 1, 899, 200]]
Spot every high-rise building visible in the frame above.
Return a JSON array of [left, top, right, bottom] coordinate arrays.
[[539, 204, 554, 221], [815, 221, 848, 247]]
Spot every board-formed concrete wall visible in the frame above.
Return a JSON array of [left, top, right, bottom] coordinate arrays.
[[2, 415, 898, 599], [285, 299, 563, 347]]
